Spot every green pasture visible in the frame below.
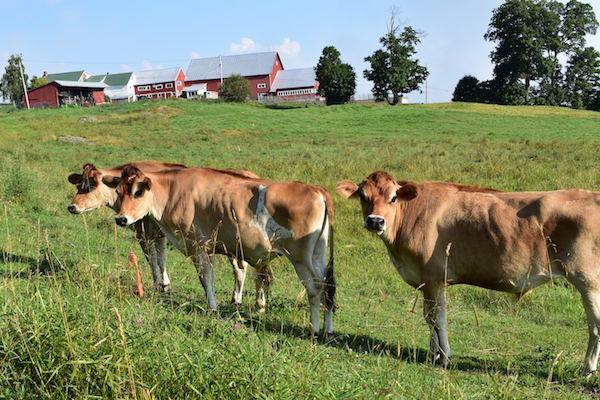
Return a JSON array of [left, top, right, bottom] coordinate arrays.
[[1, 99, 600, 399]]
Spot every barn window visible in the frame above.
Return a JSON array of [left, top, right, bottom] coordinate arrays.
[[166, 83, 173, 88], [257, 83, 266, 89], [176, 81, 182, 86], [138, 85, 150, 91], [154, 84, 163, 90]]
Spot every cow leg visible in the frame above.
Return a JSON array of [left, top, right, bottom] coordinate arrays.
[[579, 289, 600, 375], [192, 253, 218, 311], [156, 235, 171, 292], [291, 259, 322, 336], [134, 223, 162, 290], [230, 257, 247, 306], [423, 285, 451, 367], [313, 233, 334, 336], [254, 264, 273, 313]]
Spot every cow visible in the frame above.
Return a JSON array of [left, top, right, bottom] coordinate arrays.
[[67, 162, 267, 304], [337, 170, 600, 376], [105, 166, 335, 336]]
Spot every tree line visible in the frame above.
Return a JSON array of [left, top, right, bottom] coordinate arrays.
[[453, 0, 600, 110]]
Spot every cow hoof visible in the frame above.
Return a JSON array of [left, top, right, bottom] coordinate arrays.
[[160, 284, 172, 293], [324, 332, 336, 344], [256, 306, 266, 314]]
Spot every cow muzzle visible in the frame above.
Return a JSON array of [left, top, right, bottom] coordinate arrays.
[[67, 204, 80, 214], [365, 215, 386, 234], [115, 215, 130, 227]]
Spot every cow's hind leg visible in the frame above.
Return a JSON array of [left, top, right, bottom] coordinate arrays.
[[291, 258, 322, 336], [254, 264, 273, 313], [312, 232, 334, 337], [230, 257, 247, 306], [578, 289, 600, 376], [423, 284, 451, 367], [192, 253, 218, 311]]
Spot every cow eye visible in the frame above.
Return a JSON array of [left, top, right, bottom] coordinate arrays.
[[390, 194, 398, 203], [134, 188, 144, 198]]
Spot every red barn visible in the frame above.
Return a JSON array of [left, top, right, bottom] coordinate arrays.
[[185, 52, 283, 100], [26, 80, 107, 108], [133, 67, 185, 100]]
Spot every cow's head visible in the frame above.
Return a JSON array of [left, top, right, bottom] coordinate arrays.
[[67, 163, 118, 214], [104, 165, 153, 226], [337, 171, 417, 236]]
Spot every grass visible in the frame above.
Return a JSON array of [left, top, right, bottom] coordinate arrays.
[[1, 99, 600, 398]]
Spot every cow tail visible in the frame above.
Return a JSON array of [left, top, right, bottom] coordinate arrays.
[[322, 191, 336, 313]]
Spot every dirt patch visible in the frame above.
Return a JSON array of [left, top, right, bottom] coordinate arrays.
[[219, 129, 261, 137], [58, 135, 94, 144], [78, 116, 99, 122]]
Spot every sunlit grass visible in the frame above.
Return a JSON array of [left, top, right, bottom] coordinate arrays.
[[0, 99, 599, 398]]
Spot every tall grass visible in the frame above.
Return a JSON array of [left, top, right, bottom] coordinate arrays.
[[0, 100, 599, 398]]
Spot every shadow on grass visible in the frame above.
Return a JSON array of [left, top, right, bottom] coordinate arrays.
[[0, 248, 74, 277], [264, 104, 307, 110], [157, 291, 566, 380]]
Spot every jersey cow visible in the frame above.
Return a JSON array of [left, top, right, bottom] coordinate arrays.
[[105, 166, 335, 336], [67, 162, 264, 304], [338, 171, 600, 375]]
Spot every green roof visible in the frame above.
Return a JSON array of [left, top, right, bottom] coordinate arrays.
[[45, 70, 85, 82], [85, 75, 106, 83], [103, 72, 133, 86]]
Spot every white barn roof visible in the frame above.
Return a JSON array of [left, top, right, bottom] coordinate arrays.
[[134, 68, 181, 85], [186, 52, 279, 81], [54, 80, 108, 89], [270, 68, 317, 91]]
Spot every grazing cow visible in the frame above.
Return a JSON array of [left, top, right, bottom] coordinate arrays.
[[105, 166, 335, 335], [67, 162, 266, 302], [338, 171, 600, 375]]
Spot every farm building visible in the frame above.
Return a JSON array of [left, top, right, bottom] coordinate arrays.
[[269, 68, 321, 100], [185, 52, 284, 100], [43, 70, 91, 82], [26, 81, 107, 108], [86, 72, 136, 102], [133, 67, 185, 100]]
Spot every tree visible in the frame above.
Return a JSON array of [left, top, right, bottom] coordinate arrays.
[[564, 46, 600, 109], [314, 46, 356, 105], [364, 14, 428, 105], [29, 76, 48, 89], [484, 0, 598, 105], [1, 54, 27, 106], [219, 74, 250, 102], [452, 75, 481, 102]]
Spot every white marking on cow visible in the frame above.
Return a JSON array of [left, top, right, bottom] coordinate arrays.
[[250, 185, 295, 242]]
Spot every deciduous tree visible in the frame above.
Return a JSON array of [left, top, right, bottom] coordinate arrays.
[[314, 46, 356, 105], [1, 54, 27, 106], [219, 74, 250, 102]]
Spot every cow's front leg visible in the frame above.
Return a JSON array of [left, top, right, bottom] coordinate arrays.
[[423, 284, 451, 367], [192, 252, 218, 311], [156, 235, 171, 292]]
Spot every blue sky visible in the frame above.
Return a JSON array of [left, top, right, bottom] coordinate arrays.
[[1, 0, 600, 103]]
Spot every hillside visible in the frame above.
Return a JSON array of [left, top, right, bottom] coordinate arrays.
[[1, 100, 599, 399]]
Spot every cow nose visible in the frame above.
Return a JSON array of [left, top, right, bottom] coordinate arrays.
[[67, 204, 77, 214], [115, 216, 128, 226], [365, 215, 386, 231]]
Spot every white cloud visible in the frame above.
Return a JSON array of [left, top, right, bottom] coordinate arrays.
[[272, 38, 301, 57], [191, 51, 201, 59], [140, 60, 164, 70], [229, 37, 262, 54]]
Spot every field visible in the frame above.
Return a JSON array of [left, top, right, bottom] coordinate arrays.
[[1, 99, 600, 399]]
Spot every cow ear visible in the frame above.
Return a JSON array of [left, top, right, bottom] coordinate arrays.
[[397, 183, 418, 200], [102, 175, 121, 188], [336, 180, 360, 199], [68, 173, 83, 185], [141, 177, 152, 190]]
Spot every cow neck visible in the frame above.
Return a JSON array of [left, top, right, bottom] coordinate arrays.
[[147, 173, 170, 221], [385, 198, 417, 246]]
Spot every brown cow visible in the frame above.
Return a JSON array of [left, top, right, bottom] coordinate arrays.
[[105, 166, 335, 336], [338, 171, 600, 375], [67, 162, 267, 303]]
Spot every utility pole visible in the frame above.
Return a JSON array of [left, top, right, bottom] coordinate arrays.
[[219, 55, 223, 85], [19, 59, 30, 110]]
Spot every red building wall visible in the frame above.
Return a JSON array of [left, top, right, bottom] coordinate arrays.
[[134, 69, 186, 98], [186, 74, 272, 99], [26, 84, 58, 108], [92, 91, 105, 104]]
